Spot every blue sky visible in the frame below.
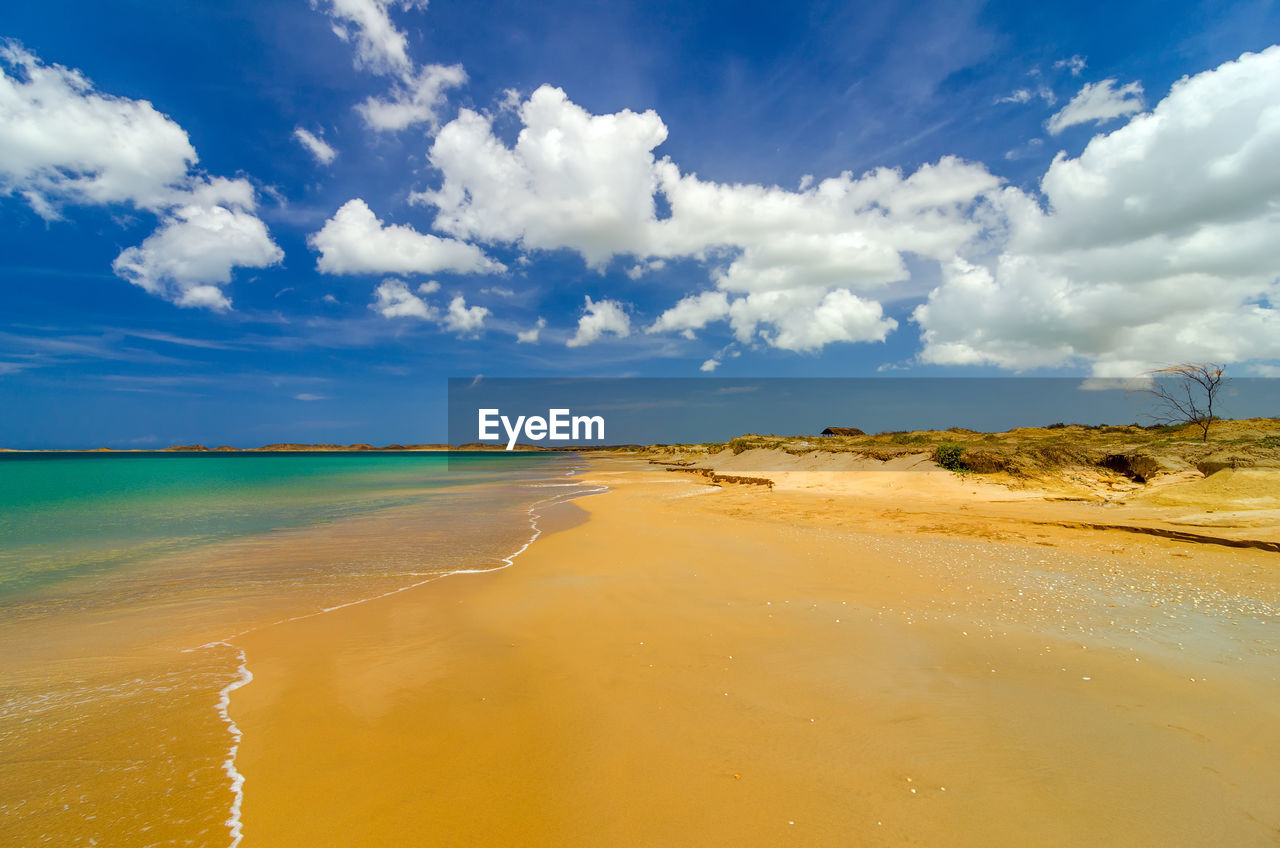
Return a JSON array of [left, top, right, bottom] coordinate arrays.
[[2, 0, 1278, 446]]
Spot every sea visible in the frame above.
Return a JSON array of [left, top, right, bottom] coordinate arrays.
[[0, 450, 595, 846]]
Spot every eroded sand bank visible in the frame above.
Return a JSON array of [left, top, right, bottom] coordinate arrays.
[[230, 459, 1280, 846]]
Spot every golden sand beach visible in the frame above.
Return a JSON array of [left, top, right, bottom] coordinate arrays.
[[228, 457, 1280, 846]]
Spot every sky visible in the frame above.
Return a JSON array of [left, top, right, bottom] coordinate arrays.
[[1, 0, 1278, 447]]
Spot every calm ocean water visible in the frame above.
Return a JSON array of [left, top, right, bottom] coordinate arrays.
[[0, 450, 593, 846], [0, 450, 575, 600]]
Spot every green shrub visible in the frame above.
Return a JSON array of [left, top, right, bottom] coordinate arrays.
[[934, 444, 966, 471]]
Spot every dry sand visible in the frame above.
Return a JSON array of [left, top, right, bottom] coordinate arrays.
[[230, 458, 1280, 846]]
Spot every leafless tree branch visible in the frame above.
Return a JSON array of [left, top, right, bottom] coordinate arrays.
[[1133, 363, 1226, 442]]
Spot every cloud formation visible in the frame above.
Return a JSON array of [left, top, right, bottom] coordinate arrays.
[[371, 278, 437, 319], [112, 178, 283, 310], [357, 63, 467, 131], [566, 296, 631, 347], [443, 295, 489, 334], [727, 289, 897, 352], [315, 0, 466, 131], [35, 1, 1264, 375], [647, 291, 730, 339], [0, 42, 194, 214], [1047, 78, 1144, 134], [310, 198, 503, 275], [369, 278, 490, 335], [516, 317, 546, 344], [0, 42, 282, 309], [1054, 55, 1087, 76], [415, 85, 998, 353], [294, 127, 337, 165], [315, 0, 421, 76], [996, 88, 1033, 104], [399, 46, 1280, 371], [415, 86, 668, 267], [915, 46, 1280, 375]]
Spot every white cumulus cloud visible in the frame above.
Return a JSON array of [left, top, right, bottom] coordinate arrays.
[[411, 85, 999, 355], [371, 278, 437, 319], [0, 42, 195, 214], [1048, 78, 1144, 134], [566, 296, 631, 347], [725, 288, 897, 352], [414, 85, 669, 268], [648, 291, 730, 338], [1, 43, 282, 310], [643, 155, 993, 350], [370, 279, 488, 336], [443, 295, 489, 334], [357, 63, 466, 131], [916, 46, 1280, 374], [309, 198, 503, 276], [112, 178, 284, 310]]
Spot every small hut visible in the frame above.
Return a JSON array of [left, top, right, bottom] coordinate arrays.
[[820, 427, 865, 436]]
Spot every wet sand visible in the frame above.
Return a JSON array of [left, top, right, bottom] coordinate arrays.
[[0, 481, 560, 847], [232, 460, 1280, 846]]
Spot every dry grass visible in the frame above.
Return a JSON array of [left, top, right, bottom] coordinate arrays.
[[636, 418, 1280, 483]]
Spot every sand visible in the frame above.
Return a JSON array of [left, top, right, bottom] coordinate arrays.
[[0, 488, 550, 847], [229, 459, 1280, 846]]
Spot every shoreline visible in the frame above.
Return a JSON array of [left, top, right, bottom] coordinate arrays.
[[193, 463, 607, 846], [227, 457, 1280, 846], [202, 463, 606, 846], [0, 457, 598, 847]]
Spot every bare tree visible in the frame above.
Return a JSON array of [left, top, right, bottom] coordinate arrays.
[[1136, 363, 1226, 442]]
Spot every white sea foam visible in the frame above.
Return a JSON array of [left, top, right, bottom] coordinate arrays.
[[192, 465, 607, 847], [199, 641, 252, 848], [454, 477, 607, 576]]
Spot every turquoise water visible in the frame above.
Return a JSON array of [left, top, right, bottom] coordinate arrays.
[[0, 450, 594, 845], [0, 451, 574, 599]]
